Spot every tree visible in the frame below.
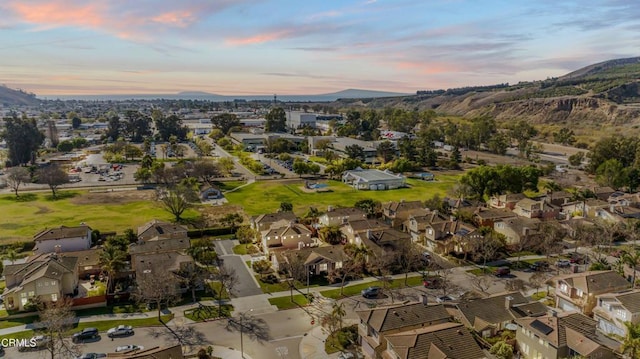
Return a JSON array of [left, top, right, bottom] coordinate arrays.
[[6, 166, 30, 198], [344, 144, 366, 161], [221, 213, 243, 232], [354, 198, 380, 218], [135, 270, 180, 320], [621, 321, 640, 359], [376, 140, 396, 163], [505, 279, 526, 292], [71, 116, 81, 129], [471, 229, 505, 268], [508, 120, 538, 158], [188, 238, 219, 266], [235, 226, 257, 244], [553, 127, 575, 145], [37, 165, 69, 198], [490, 341, 514, 359], [99, 243, 127, 292], [568, 151, 585, 167], [106, 114, 121, 141], [57, 140, 74, 152], [218, 157, 235, 176], [623, 250, 640, 287], [279, 202, 293, 212], [321, 302, 346, 335], [595, 159, 625, 189], [157, 185, 195, 222], [215, 264, 238, 316], [123, 110, 152, 142], [1, 115, 45, 166], [528, 272, 547, 293], [392, 240, 422, 285], [265, 108, 286, 132], [177, 263, 207, 303], [319, 225, 343, 245], [211, 113, 241, 134], [37, 297, 80, 359], [155, 114, 188, 142]]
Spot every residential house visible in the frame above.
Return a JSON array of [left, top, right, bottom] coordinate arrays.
[[403, 210, 449, 243], [341, 218, 390, 245], [424, 218, 480, 256], [594, 290, 640, 338], [583, 199, 610, 218], [261, 222, 315, 255], [590, 186, 616, 201], [132, 251, 195, 293], [278, 245, 348, 276], [251, 212, 297, 233], [2, 253, 79, 311], [560, 200, 586, 219], [493, 217, 541, 246], [318, 206, 367, 227], [542, 191, 573, 206], [515, 311, 618, 359], [363, 228, 413, 257], [357, 302, 451, 359], [381, 322, 487, 359], [342, 169, 406, 191], [473, 207, 517, 227], [512, 198, 560, 220], [382, 200, 425, 229], [451, 292, 547, 338], [129, 237, 191, 256], [489, 193, 526, 210], [33, 224, 92, 254], [555, 270, 631, 315], [59, 249, 101, 278], [108, 345, 184, 359], [137, 220, 188, 242]]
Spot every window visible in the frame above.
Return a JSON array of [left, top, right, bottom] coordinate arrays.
[[559, 283, 569, 293], [51, 280, 56, 286], [51, 293, 57, 301], [45, 281, 49, 286], [576, 288, 584, 297], [28, 291, 35, 297], [335, 261, 343, 269], [617, 309, 627, 320], [20, 293, 27, 298], [319, 263, 328, 272], [38, 282, 42, 287]]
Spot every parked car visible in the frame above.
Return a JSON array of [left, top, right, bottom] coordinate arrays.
[[495, 266, 511, 277], [556, 259, 571, 268], [435, 295, 454, 303], [530, 261, 550, 271], [72, 328, 99, 343], [115, 345, 144, 353], [423, 276, 443, 288], [361, 286, 381, 299], [75, 353, 106, 359], [107, 325, 134, 338]]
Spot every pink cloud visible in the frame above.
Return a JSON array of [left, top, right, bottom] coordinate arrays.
[[152, 11, 195, 27], [396, 61, 461, 74], [8, 1, 106, 29], [226, 30, 291, 45]]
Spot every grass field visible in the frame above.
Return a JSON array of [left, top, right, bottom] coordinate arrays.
[[0, 191, 198, 243], [268, 294, 311, 310], [224, 175, 461, 216], [320, 275, 423, 299]]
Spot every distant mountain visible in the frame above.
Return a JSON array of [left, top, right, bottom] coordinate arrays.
[[344, 57, 640, 128], [0, 85, 39, 106], [41, 88, 409, 102]]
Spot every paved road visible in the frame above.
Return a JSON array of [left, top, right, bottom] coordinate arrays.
[[213, 240, 262, 297]]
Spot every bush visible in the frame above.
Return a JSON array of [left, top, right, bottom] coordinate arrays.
[[261, 274, 279, 284]]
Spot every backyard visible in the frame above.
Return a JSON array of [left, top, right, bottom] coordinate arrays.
[[224, 174, 461, 216]]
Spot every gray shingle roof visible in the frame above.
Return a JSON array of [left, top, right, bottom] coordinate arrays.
[[357, 303, 450, 332], [33, 225, 91, 241], [384, 322, 486, 359]]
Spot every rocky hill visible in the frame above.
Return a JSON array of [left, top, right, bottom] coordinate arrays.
[[336, 57, 640, 128], [0, 85, 39, 106]]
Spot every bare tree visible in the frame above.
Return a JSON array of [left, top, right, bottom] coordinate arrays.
[[470, 274, 492, 294], [135, 270, 180, 320], [529, 272, 548, 294], [392, 240, 423, 286], [6, 166, 30, 198], [225, 311, 272, 352], [472, 229, 505, 270], [37, 164, 69, 198], [434, 267, 456, 297], [327, 259, 362, 296], [215, 264, 238, 316], [505, 279, 526, 292], [177, 263, 207, 303], [149, 324, 210, 354], [539, 222, 566, 261], [37, 297, 80, 359]]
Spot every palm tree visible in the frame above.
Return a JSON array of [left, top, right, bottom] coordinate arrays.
[[623, 250, 640, 287], [99, 243, 127, 292], [622, 321, 640, 359], [331, 302, 346, 331]]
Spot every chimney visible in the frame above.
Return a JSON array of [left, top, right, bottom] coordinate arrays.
[[328, 205, 334, 212], [522, 227, 529, 236], [505, 295, 513, 309], [366, 229, 371, 239], [420, 294, 428, 306], [54, 245, 62, 254]]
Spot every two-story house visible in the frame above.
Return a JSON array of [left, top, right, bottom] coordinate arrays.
[[515, 311, 617, 359], [261, 222, 315, 255], [493, 217, 541, 246], [403, 210, 449, 243], [473, 207, 517, 227], [340, 219, 390, 245], [357, 302, 451, 358], [451, 292, 547, 338], [382, 200, 425, 229], [381, 322, 487, 359], [137, 220, 188, 242], [318, 206, 367, 227], [542, 190, 573, 206], [489, 193, 526, 210], [594, 290, 640, 338], [251, 212, 297, 233], [424, 218, 480, 256], [277, 245, 348, 276], [2, 253, 79, 311], [33, 224, 92, 254], [513, 198, 560, 220], [555, 270, 631, 315]]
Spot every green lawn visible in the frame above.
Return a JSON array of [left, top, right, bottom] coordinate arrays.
[[320, 276, 423, 299], [0, 280, 5, 292], [268, 294, 311, 310], [224, 176, 461, 216], [0, 315, 39, 329], [0, 191, 199, 243], [233, 243, 251, 255], [87, 281, 106, 296]]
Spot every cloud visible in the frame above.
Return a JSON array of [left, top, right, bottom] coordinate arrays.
[[226, 30, 292, 45]]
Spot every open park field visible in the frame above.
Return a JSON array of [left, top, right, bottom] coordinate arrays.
[[224, 174, 462, 216]]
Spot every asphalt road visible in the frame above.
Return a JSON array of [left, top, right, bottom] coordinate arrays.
[[213, 240, 262, 298]]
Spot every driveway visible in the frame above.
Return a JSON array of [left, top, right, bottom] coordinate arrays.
[[214, 240, 262, 297]]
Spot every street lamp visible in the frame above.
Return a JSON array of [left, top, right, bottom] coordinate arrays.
[[240, 308, 253, 359]]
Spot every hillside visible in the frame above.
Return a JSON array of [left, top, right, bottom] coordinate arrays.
[[336, 57, 640, 130], [0, 85, 39, 106]]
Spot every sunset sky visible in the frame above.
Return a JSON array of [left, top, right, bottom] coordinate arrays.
[[1, 0, 638, 96]]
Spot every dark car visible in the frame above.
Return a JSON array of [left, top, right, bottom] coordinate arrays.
[[72, 328, 99, 343], [495, 266, 511, 277], [361, 286, 381, 299], [75, 354, 107, 359], [530, 261, 549, 271], [423, 276, 443, 288]]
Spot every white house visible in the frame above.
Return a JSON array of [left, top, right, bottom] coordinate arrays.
[[33, 225, 92, 254]]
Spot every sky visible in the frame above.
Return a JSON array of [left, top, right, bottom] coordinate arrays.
[[0, 0, 638, 97]]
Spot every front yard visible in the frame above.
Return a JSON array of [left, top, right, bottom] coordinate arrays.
[[320, 275, 423, 299]]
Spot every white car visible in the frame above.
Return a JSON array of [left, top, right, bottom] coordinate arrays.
[[115, 345, 144, 353], [107, 325, 134, 338]]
